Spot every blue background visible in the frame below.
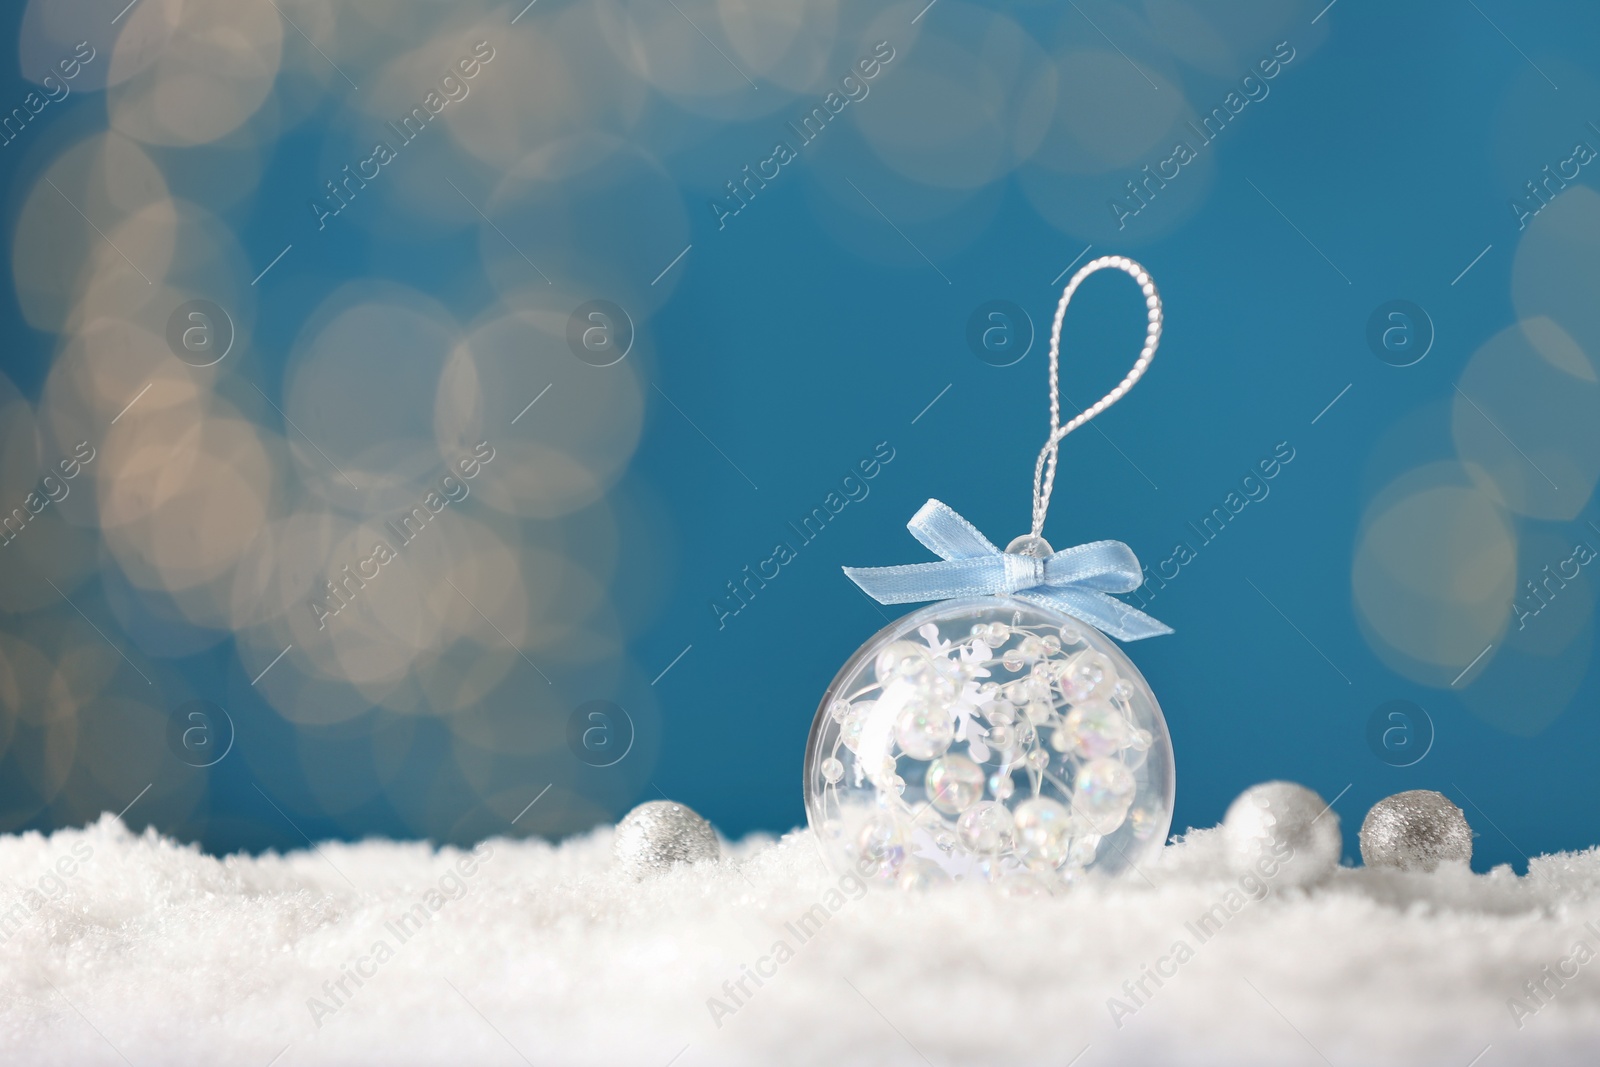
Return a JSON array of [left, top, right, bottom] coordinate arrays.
[[1, 0, 1598, 873]]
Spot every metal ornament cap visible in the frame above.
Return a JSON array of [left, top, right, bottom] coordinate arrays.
[[1005, 534, 1054, 558]]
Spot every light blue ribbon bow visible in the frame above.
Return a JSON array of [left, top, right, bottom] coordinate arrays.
[[842, 499, 1171, 642]]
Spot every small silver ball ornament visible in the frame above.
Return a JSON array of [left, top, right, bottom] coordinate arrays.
[[1222, 781, 1342, 888], [613, 800, 720, 878], [1359, 790, 1472, 872]]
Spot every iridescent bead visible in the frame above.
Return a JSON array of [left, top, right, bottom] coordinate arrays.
[[857, 814, 906, 878], [977, 855, 1007, 882], [926, 674, 959, 704], [1074, 758, 1135, 828], [1014, 797, 1073, 869], [897, 858, 949, 891], [951, 663, 977, 685], [805, 601, 1175, 892], [925, 754, 985, 814], [841, 713, 867, 752], [874, 640, 928, 684], [1128, 805, 1159, 840], [1063, 701, 1127, 758], [1066, 834, 1100, 868], [957, 800, 1014, 853], [1059, 650, 1116, 704], [895, 700, 954, 760]]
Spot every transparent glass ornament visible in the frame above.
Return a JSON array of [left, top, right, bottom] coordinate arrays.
[[803, 596, 1174, 891]]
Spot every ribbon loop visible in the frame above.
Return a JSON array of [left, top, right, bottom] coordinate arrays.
[[1001, 553, 1045, 595], [842, 499, 1171, 642]]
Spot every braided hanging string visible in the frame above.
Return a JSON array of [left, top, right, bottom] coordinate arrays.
[[1029, 256, 1163, 539]]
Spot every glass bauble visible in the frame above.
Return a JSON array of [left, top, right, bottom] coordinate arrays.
[[803, 596, 1174, 891]]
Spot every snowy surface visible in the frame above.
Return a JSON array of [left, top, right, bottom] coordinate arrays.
[[3, 815, 1600, 1066]]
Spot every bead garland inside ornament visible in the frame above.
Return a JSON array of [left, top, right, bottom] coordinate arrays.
[[803, 255, 1174, 893], [803, 595, 1174, 890]]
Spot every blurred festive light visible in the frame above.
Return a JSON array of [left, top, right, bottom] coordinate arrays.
[[593, 0, 800, 118], [2, 0, 1586, 861], [108, 0, 284, 147], [1452, 318, 1600, 520], [0, 0, 736, 848], [227, 506, 354, 633], [437, 307, 647, 520], [0, 629, 82, 826], [390, 5, 650, 175], [484, 137, 690, 313], [1457, 527, 1597, 737], [102, 561, 232, 659], [854, 5, 1051, 190], [1511, 186, 1600, 395], [1028, 50, 1186, 173], [0, 368, 100, 613], [718, 0, 842, 93], [69, 692, 205, 818], [1352, 463, 1517, 686], [12, 132, 170, 332], [1018, 49, 1207, 242], [100, 407, 272, 599], [283, 282, 463, 510], [1143, 0, 1305, 79]]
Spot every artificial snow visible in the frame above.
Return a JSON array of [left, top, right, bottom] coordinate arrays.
[[2, 814, 1598, 1065]]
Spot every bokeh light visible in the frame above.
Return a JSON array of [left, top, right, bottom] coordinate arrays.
[[0, 0, 1597, 874], [1352, 462, 1517, 687]]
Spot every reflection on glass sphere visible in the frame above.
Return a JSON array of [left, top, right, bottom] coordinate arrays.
[[804, 596, 1174, 892]]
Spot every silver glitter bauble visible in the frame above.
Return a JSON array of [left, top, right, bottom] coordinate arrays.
[[1359, 790, 1472, 872], [613, 801, 720, 878], [1222, 781, 1341, 888]]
